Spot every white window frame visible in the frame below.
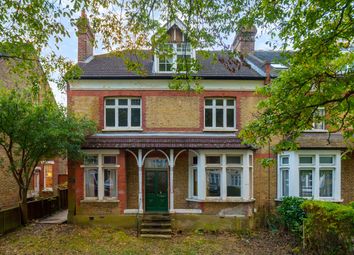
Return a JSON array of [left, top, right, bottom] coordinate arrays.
[[204, 98, 237, 131], [304, 107, 327, 132], [279, 155, 290, 198], [82, 150, 120, 201], [188, 150, 253, 202], [277, 150, 341, 201], [104, 98, 142, 131], [155, 43, 196, 73], [43, 161, 54, 191]]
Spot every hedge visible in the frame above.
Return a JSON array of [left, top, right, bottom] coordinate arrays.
[[302, 200, 354, 254]]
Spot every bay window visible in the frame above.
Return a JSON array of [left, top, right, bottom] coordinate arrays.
[[105, 98, 141, 129], [83, 151, 119, 200], [277, 151, 341, 201], [188, 151, 253, 201], [204, 98, 236, 130]]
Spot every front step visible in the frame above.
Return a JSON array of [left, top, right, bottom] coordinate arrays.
[[139, 213, 172, 238]]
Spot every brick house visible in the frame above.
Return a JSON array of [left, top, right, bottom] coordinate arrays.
[[67, 15, 354, 231], [0, 54, 68, 210]]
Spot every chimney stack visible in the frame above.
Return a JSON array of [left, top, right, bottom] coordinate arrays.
[[232, 26, 257, 56], [77, 10, 94, 62]]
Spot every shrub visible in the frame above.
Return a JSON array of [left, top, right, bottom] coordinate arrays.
[[302, 200, 354, 254], [277, 197, 306, 238]]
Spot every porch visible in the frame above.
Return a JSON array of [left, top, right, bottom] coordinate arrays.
[[80, 133, 256, 217]]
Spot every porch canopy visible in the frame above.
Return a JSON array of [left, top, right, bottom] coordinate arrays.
[[82, 132, 252, 149], [82, 133, 254, 214]]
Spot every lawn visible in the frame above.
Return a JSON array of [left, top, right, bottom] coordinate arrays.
[[0, 224, 296, 255]]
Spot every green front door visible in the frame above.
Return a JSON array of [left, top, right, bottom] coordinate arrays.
[[145, 170, 168, 212]]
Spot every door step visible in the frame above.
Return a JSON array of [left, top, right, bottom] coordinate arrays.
[[140, 213, 172, 238]]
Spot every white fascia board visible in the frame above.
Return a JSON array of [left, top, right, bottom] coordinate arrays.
[[70, 79, 263, 91]]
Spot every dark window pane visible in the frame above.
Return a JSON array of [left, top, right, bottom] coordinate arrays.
[[226, 156, 241, 164], [227, 99, 235, 106], [205, 109, 212, 127], [106, 99, 115, 105], [320, 156, 333, 164], [131, 99, 141, 105], [320, 170, 333, 197], [192, 156, 198, 165], [216, 99, 223, 106], [103, 156, 116, 165], [205, 99, 213, 106], [85, 169, 98, 197], [106, 108, 115, 127], [104, 169, 116, 197], [227, 168, 241, 196], [84, 155, 98, 165], [193, 168, 198, 197], [131, 108, 141, 127], [118, 108, 128, 127], [206, 169, 220, 197], [118, 99, 128, 105], [216, 109, 223, 127], [227, 109, 234, 127], [299, 156, 313, 164], [159, 64, 166, 71], [299, 170, 313, 197], [206, 156, 220, 164], [282, 169, 289, 197]]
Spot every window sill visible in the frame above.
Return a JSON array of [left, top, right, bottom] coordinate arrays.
[[186, 198, 255, 203], [42, 189, 53, 192], [81, 199, 120, 203], [275, 198, 343, 203], [303, 129, 328, 133], [203, 128, 238, 132], [102, 128, 143, 132]]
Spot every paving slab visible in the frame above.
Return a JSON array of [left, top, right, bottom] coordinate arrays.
[[38, 210, 68, 224]]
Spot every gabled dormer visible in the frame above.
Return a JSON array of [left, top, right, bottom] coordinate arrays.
[[153, 20, 196, 73]]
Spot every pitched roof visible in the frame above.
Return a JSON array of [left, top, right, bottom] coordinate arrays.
[[77, 50, 265, 80]]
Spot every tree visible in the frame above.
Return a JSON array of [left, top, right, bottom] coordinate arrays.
[[238, 0, 354, 152], [1, 0, 353, 150], [0, 88, 95, 224]]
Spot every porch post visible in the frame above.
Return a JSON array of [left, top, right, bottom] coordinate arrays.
[[169, 149, 174, 213], [138, 149, 143, 213]]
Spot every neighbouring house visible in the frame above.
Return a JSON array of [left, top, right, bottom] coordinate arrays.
[[67, 13, 354, 232], [0, 53, 68, 210]]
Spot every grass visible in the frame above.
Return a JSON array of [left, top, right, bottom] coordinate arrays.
[[0, 224, 296, 255]]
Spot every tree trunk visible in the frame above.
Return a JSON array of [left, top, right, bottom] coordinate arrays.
[[20, 189, 29, 225]]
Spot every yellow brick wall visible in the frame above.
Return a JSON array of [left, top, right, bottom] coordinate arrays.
[[70, 96, 100, 125], [145, 96, 200, 128], [174, 152, 189, 209], [239, 96, 261, 128], [0, 149, 20, 209]]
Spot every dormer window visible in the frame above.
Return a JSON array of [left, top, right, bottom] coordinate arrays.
[[312, 108, 325, 130], [156, 43, 193, 73]]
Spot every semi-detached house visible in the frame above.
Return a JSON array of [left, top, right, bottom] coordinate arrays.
[[67, 13, 354, 233]]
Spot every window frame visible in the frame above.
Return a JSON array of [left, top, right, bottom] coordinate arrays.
[[43, 162, 54, 192], [82, 151, 120, 201], [104, 97, 142, 131], [204, 98, 236, 131], [277, 151, 341, 201], [311, 107, 326, 131], [156, 42, 195, 73]]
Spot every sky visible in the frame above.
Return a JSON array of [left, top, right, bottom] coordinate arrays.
[[49, 21, 274, 107]]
